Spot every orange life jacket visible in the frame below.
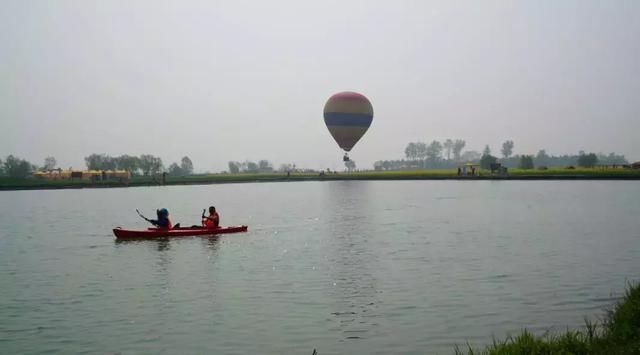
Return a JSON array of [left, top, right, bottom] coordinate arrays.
[[203, 212, 219, 228]]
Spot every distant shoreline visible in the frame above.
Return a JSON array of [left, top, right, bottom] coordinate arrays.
[[1, 171, 639, 191]]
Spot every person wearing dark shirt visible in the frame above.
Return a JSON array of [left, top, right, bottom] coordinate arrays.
[[150, 208, 173, 229]]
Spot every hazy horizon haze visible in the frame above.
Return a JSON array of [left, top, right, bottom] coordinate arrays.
[[1, 0, 639, 172]]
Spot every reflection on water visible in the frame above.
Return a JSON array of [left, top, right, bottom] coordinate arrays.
[[324, 182, 381, 341], [203, 235, 221, 252], [114, 235, 221, 253], [156, 238, 171, 252]]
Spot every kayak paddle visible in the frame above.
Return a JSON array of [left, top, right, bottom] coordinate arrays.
[[136, 209, 152, 223], [137, 209, 182, 228]]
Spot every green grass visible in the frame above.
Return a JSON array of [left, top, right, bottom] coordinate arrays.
[[455, 283, 640, 355], [508, 167, 640, 176], [2, 168, 640, 190], [0, 176, 120, 188]]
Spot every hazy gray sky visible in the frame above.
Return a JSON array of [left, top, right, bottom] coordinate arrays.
[[1, 0, 639, 171]]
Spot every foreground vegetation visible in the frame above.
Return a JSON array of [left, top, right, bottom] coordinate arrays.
[[1, 167, 640, 190], [455, 283, 640, 355]]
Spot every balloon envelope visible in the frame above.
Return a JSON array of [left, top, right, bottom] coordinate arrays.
[[323, 92, 373, 152]]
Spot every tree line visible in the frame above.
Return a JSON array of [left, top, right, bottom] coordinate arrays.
[[84, 154, 194, 176], [374, 139, 629, 170], [404, 139, 467, 162], [226, 160, 323, 174], [375, 139, 470, 169], [0, 155, 41, 179], [0, 154, 195, 179], [488, 147, 624, 170], [1, 153, 299, 179], [227, 160, 275, 174]]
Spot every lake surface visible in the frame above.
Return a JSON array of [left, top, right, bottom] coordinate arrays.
[[0, 181, 638, 354]]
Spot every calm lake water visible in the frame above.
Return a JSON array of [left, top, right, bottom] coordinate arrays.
[[0, 181, 638, 354]]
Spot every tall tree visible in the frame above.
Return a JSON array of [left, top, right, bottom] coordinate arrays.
[[139, 155, 163, 175], [425, 140, 443, 162], [536, 149, 549, 160], [443, 139, 454, 160], [180, 156, 194, 175], [245, 161, 259, 173], [228, 161, 240, 174], [460, 150, 481, 162], [0, 158, 4, 176], [535, 149, 550, 167], [4, 155, 32, 178], [258, 160, 272, 171], [114, 155, 140, 175], [415, 142, 428, 161], [480, 145, 497, 170], [405, 142, 417, 160], [167, 163, 183, 176], [577, 152, 598, 167], [480, 153, 498, 170], [598, 152, 627, 165], [85, 154, 100, 170], [43, 156, 57, 170], [452, 139, 466, 161], [483, 145, 492, 156], [84, 154, 115, 170], [501, 140, 514, 159], [519, 155, 534, 169]]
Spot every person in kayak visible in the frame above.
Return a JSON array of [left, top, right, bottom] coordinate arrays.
[[150, 208, 173, 229], [202, 206, 220, 228]]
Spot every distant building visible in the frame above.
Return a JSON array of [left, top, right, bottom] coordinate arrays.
[[33, 169, 130, 181], [632, 162, 640, 169]]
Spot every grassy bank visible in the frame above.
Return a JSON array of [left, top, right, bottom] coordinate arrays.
[[1, 168, 640, 190], [456, 283, 640, 355]]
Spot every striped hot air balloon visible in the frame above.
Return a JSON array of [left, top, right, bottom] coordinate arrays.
[[323, 92, 374, 155]]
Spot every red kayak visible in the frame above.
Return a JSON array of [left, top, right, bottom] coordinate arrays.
[[113, 225, 248, 239]]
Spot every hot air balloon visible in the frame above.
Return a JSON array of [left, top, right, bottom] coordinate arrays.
[[323, 91, 373, 161]]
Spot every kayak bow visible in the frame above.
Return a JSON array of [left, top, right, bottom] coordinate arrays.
[[113, 225, 248, 239]]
